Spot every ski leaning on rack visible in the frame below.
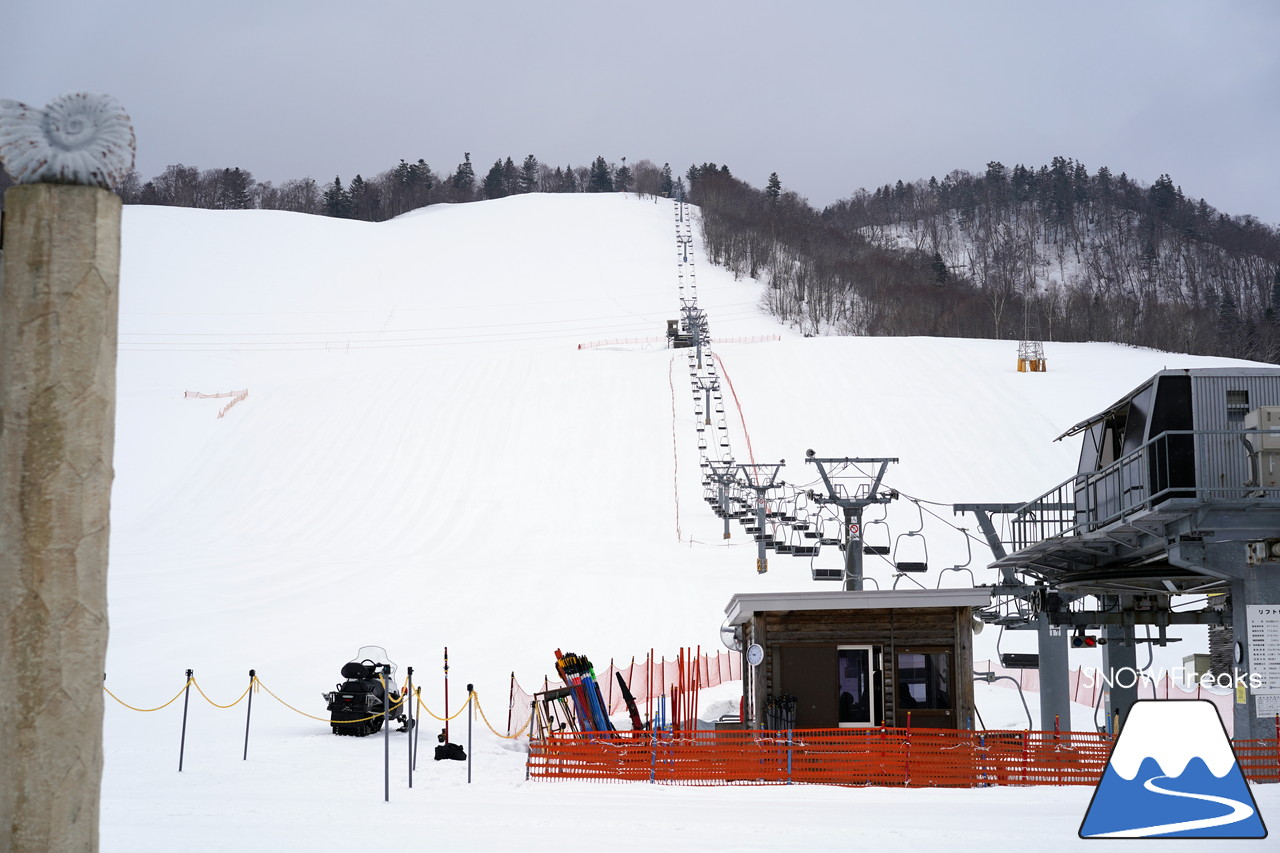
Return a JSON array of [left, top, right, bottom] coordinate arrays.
[[616, 671, 645, 730], [555, 649, 614, 733]]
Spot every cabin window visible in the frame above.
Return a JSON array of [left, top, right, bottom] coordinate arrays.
[[1227, 390, 1250, 424], [895, 651, 951, 710]]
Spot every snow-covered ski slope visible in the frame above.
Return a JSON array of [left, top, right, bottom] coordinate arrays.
[[111, 192, 1259, 692], [102, 194, 1277, 851]]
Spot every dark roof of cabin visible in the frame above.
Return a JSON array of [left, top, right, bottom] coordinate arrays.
[[724, 588, 991, 626], [1053, 367, 1280, 442]]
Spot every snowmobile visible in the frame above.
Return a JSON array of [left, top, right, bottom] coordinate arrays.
[[322, 646, 415, 736]]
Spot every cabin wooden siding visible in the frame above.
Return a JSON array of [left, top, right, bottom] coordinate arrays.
[[742, 606, 975, 729]]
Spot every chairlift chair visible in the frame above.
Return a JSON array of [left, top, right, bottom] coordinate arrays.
[[811, 565, 843, 582], [892, 500, 929, 573], [862, 503, 891, 556], [790, 517, 820, 556], [791, 491, 811, 530], [935, 529, 977, 588], [817, 514, 841, 546], [775, 525, 796, 555]]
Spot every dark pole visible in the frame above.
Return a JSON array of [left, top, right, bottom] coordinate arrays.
[[178, 669, 193, 772], [467, 683, 474, 784], [444, 647, 450, 743], [507, 672, 515, 739], [413, 686, 422, 771], [242, 669, 255, 761], [383, 671, 391, 803], [406, 666, 414, 788]]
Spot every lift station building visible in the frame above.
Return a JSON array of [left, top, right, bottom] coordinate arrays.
[[723, 588, 990, 730]]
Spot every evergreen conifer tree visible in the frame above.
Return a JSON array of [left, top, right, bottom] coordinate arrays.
[[659, 163, 674, 197], [323, 175, 351, 218], [765, 172, 781, 203], [588, 156, 613, 192], [520, 155, 539, 193], [483, 159, 508, 199], [452, 153, 476, 198], [614, 157, 632, 193]]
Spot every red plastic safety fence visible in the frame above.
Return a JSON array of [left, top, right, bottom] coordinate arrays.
[[528, 727, 1117, 787], [508, 649, 743, 737], [1234, 738, 1280, 784]]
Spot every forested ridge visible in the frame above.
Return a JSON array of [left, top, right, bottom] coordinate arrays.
[[4, 152, 1274, 362], [689, 159, 1280, 363]]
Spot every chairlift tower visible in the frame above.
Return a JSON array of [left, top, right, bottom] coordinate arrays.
[[706, 460, 738, 540], [805, 454, 899, 591], [680, 300, 708, 370], [738, 461, 785, 574], [676, 233, 692, 264], [693, 375, 719, 426]]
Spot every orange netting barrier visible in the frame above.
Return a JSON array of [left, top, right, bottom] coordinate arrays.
[[529, 727, 1280, 787], [1234, 739, 1280, 784], [506, 649, 744, 737], [577, 335, 780, 350], [529, 727, 1116, 787], [184, 388, 249, 418]]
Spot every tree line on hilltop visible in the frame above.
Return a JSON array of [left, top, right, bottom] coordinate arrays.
[[0, 154, 678, 220], [3, 152, 1276, 362], [688, 158, 1280, 363]]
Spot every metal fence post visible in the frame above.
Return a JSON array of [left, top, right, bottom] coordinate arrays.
[[178, 669, 193, 772], [242, 669, 255, 760], [406, 667, 414, 788]]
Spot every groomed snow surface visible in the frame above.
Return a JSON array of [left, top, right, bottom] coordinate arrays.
[[103, 194, 1276, 850]]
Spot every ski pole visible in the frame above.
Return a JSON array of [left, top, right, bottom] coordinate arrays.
[[178, 669, 192, 772]]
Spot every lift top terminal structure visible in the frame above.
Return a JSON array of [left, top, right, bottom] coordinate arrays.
[[964, 368, 1280, 741]]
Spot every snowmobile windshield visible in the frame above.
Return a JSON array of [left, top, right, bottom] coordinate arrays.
[[349, 645, 397, 679]]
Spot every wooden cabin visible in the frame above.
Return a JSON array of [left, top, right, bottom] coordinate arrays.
[[723, 588, 990, 730]]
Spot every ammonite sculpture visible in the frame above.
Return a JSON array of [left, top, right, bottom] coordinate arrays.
[[0, 92, 135, 188]]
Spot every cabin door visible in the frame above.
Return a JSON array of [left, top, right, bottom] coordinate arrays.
[[837, 645, 881, 727]]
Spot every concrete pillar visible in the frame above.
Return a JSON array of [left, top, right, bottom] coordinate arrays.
[[1, 184, 120, 852]]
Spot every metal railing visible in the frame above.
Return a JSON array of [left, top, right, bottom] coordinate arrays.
[[1005, 430, 1280, 552]]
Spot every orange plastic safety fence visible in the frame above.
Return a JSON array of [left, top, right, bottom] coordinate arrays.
[[1234, 738, 1280, 784], [528, 727, 1119, 788], [509, 648, 744, 735], [531, 728, 1280, 788]]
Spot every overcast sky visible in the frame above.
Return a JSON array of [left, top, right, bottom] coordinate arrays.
[[6, 0, 1278, 223]]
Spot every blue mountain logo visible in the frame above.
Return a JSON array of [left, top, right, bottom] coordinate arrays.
[[1079, 699, 1267, 839]]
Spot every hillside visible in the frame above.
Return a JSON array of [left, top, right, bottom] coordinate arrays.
[[109, 191, 1264, 694], [99, 193, 1276, 850], [691, 160, 1280, 362]]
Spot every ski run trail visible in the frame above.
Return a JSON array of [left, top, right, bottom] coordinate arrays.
[[95, 193, 1276, 850]]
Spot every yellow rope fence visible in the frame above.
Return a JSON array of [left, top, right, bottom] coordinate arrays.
[[104, 675, 478, 729]]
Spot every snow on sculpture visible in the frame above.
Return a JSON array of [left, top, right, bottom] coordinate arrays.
[[0, 92, 135, 188]]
